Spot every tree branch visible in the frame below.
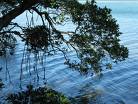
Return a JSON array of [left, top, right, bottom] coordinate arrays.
[[0, 0, 38, 31]]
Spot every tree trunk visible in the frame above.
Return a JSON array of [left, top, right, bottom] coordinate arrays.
[[0, 0, 38, 31]]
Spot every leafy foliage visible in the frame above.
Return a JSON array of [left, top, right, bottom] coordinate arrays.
[[7, 85, 70, 104], [23, 26, 49, 52], [0, 0, 17, 6], [0, 0, 128, 74], [59, 0, 128, 73], [0, 32, 16, 56]]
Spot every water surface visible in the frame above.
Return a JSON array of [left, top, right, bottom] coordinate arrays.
[[0, 1, 138, 104]]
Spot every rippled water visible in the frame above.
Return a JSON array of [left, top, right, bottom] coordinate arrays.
[[0, 1, 138, 104]]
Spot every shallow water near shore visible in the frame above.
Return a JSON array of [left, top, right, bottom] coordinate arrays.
[[0, 1, 138, 104]]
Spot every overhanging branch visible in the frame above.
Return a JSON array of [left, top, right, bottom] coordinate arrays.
[[0, 0, 38, 31]]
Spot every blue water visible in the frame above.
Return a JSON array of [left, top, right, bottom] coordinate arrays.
[[0, 1, 138, 104]]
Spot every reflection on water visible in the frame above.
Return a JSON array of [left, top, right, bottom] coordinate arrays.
[[0, 1, 138, 104]]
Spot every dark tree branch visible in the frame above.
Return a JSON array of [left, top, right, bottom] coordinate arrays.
[[0, 0, 38, 31], [0, 31, 25, 40], [31, 7, 56, 30]]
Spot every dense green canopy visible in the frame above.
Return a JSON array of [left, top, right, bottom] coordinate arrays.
[[0, 0, 128, 75]]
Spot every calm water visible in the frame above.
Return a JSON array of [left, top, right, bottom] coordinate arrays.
[[0, 1, 138, 104]]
